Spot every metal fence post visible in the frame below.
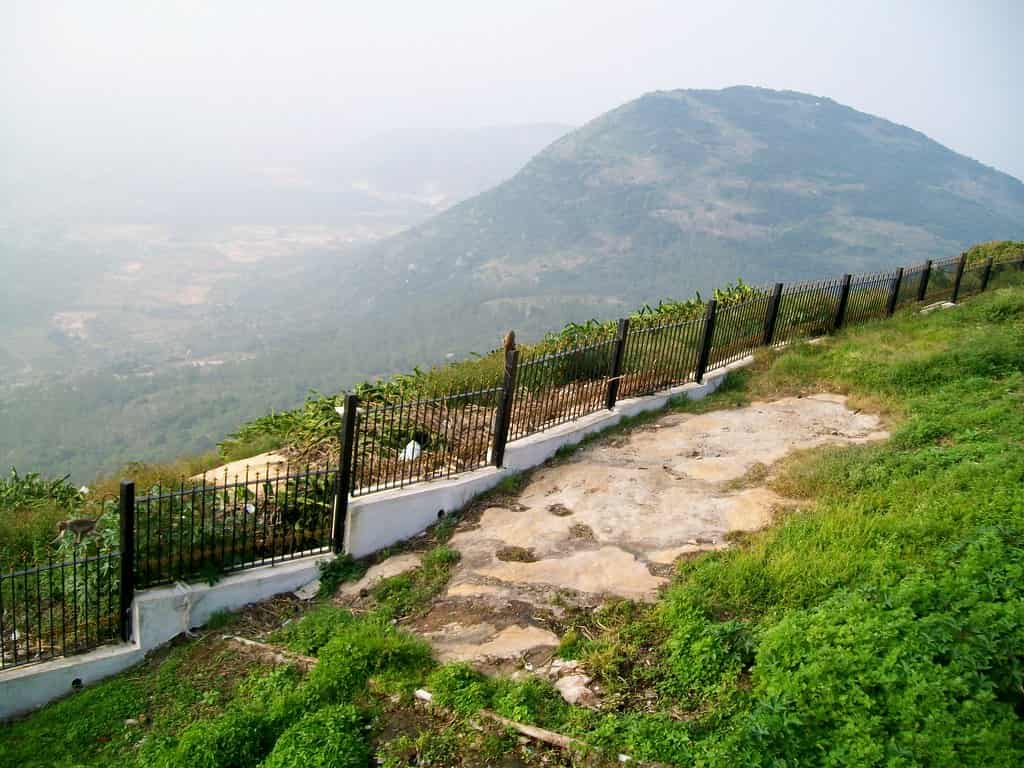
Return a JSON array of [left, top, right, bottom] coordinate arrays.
[[917, 259, 933, 302], [694, 299, 717, 383], [886, 267, 904, 317], [833, 274, 852, 330], [950, 252, 967, 303], [332, 394, 358, 554], [979, 257, 994, 293], [491, 344, 520, 468], [605, 318, 630, 410], [118, 480, 135, 642], [762, 283, 784, 346]]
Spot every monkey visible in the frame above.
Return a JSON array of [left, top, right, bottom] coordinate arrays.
[[503, 330, 516, 352], [53, 514, 103, 546]]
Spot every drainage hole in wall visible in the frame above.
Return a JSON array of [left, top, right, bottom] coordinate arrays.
[[437, 509, 446, 519], [71, 678, 83, 691]]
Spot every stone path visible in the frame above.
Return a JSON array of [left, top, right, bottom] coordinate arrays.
[[327, 394, 885, 678], [399, 394, 886, 667]]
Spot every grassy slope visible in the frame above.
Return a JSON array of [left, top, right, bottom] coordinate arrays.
[[555, 285, 1024, 764], [2, 286, 1023, 767]]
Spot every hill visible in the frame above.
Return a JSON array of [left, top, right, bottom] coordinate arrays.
[[343, 86, 1024, 320]]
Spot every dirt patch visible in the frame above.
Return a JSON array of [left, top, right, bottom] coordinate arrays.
[[410, 596, 560, 665], [568, 523, 595, 541], [191, 451, 290, 486], [222, 594, 305, 640], [496, 546, 537, 562]]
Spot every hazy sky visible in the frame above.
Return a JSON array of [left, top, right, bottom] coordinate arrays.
[[3, 0, 1022, 188]]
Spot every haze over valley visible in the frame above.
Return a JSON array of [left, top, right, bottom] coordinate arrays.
[[4, 88, 1024, 480], [2, 1, 1022, 482]]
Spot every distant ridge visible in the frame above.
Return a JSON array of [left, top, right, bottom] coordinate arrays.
[[339, 86, 1023, 324]]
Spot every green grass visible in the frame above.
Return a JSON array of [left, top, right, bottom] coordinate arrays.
[[0, 631, 285, 768], [4, 286, 1023, 767], [370, 545, 461, 620], [417, 287, 1024, 765]]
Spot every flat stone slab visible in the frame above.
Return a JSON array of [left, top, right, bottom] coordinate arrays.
[[476, 546, 665, 601], [428, 623, 560, 663]]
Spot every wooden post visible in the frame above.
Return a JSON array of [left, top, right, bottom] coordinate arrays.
[[886, 267, 904, 317], [332, 394, 358, 554], [762, 283, 784, 346], [979, 257, 994, 293], [950, 252, 967, 303], [833, 274, 852, 330], [917, 259, 933, 302], [605, 318, 630, 410], [694, 300, 717, 384], [118, 480, 135, 643], [491, 344, 519, 468]]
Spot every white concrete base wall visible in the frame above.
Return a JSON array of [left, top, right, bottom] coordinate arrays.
[[0, 357, 750, 721], [0, 644, 145, 721], [345, 467, 509, 559], [1, 555, 332, 721], [132, 554, 333, 652]]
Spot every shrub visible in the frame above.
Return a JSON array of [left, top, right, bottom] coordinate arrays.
[[150, 668, 318, 768], [587, 712, 696, 765], [270, 604, 356, 656], [427, 663, 493, 714], [168, 708, 272, 768], [964, 239, 1024, 265], [427, 664, 569, 728], [308, 617, 434, 702], [0, 468, 87, 568], [712, 533, 1024, 766], [660, 605, 756, 703], [260, 705, 368, 768], [490, 676, 570, 727]]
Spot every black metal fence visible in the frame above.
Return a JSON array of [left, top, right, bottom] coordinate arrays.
[[922, 255, 962, 303], [132, 464, 339, 589], [845, 270, 899, 325], [3, 251, 1022, 672], [895, 262, 928, 309], [618, 314, 705, 398], [508, 336, 618, 441], [708, 291, 773, 368], [350, 387, 502, 496], [988, 257, 1024, 291], [770, 278, 842, 347], [0, 550, 122, 669]]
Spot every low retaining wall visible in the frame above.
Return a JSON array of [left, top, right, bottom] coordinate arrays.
[[1, 554, 332, 720], [0, 644, 146, 722], [132, 555, 331, 652], [1, 357, 746, 720]]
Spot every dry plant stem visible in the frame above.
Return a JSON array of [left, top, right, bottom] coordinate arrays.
[[413, 689, 669, 768], [220, 634, 318, 670], [480, 708, 587, 752]]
